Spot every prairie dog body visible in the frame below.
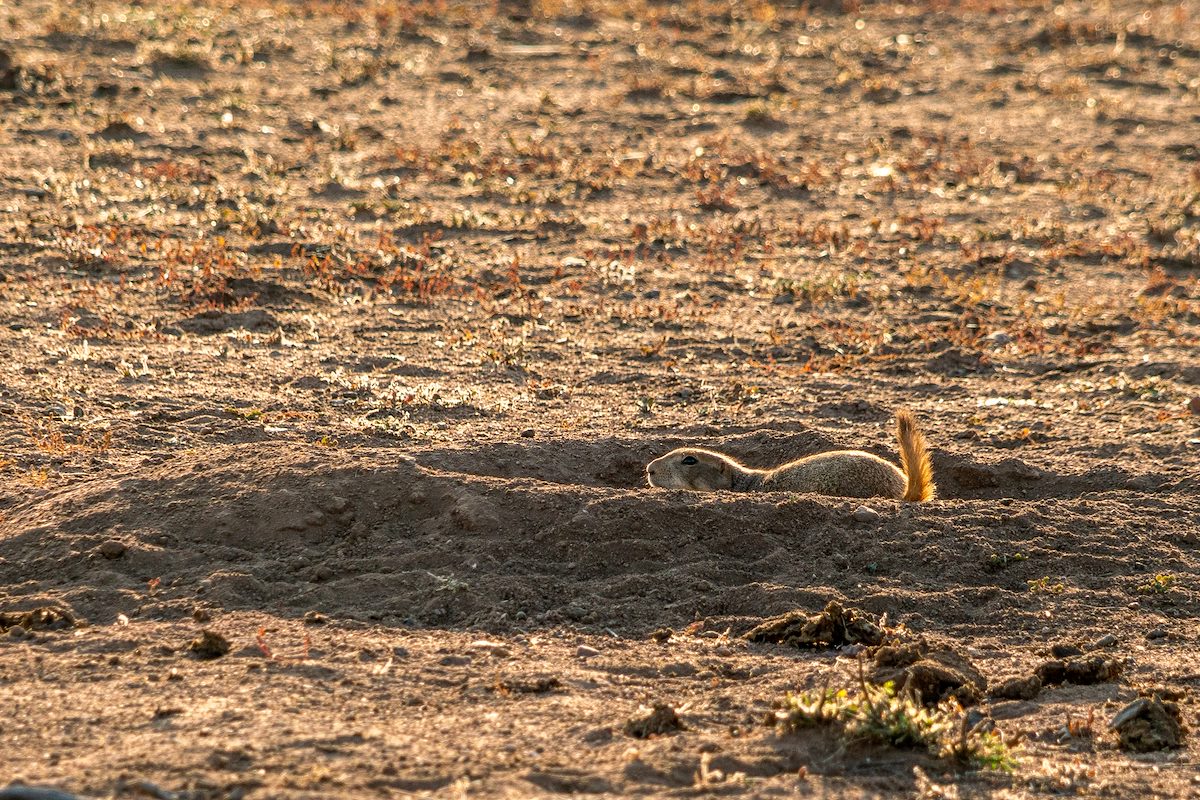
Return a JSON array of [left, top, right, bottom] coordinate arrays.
[[646, 410, 936, 502]]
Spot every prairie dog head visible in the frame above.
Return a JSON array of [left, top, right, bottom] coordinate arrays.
[[646, 448, 739, 491]]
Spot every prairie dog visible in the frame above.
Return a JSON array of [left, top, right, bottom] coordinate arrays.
[[645, 410, 936, 502]]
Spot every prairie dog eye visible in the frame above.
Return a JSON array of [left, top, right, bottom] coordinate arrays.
[[681, 455, 699, 466]]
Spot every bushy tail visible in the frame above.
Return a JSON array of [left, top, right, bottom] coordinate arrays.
[[897, 410, 936, 502]]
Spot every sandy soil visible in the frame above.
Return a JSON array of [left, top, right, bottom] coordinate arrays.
[[1, 0, 1199, 797]]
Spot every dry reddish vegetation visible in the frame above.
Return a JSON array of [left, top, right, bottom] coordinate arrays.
[[1, 0, 1199, 797]]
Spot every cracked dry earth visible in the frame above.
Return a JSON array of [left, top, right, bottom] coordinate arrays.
[[1, 0, 1199, 797]]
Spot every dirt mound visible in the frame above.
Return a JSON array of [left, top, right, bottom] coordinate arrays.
[[744, 601, 885, 648], [3, 442, 1196, 643]]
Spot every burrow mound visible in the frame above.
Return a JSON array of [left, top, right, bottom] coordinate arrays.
[[1, 442, 1195, 633]]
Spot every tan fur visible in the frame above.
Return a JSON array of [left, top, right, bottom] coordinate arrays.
[[646, 411, 937, 502]]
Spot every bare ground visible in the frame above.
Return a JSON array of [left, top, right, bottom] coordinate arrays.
[[1, 0, 1199, 797]]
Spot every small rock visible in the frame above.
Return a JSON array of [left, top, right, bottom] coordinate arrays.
[[469, 640, 511, 657], [439, 655, 472, 666], [649, 628, 673, 643], [303, 611, 327, 625], [576, 645, 601, 659], [98, 540, 127, 559], [985, 331, 1012, 346], [852, 505, 880, 523], [1091, 633, 1118, 649], [1188, 396, 1200, 415], [1146, 628, 1168, 641], [189, 630, 231, 660], [521, 429, 535, 438], [192, 607, 212, 623]]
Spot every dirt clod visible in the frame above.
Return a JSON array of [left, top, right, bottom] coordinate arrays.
[[188, 630, 231, 660], [623, 704, 684, 739], [745, 602, 884, 649], [990, 675, 1043, 701], [1037, 656, 1122, 686], [1110, 696, 1186, 752], [494, 676, 562, 695], [871, 642, 987, 706], [97, 540, 127, 559], [0, 607, 75, 632]]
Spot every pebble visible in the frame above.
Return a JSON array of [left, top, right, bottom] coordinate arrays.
[[1188, 396, 1200, 415], [576, 645, 601, 658], [98, 540, 127, 559], [439, 655, 472, 666], [521, 429, 535, 438], [470, 640, 511, 657], [852, 505, 880, 523], [1146, 628, 1168, 641], [1092, 633, 1118, 648]]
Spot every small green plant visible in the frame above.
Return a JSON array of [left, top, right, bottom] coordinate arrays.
[[773, 668, 1017, 772], [1027, 576, 1065, 594], [941, 718, 1018, 772], [776, 686, 846, 730], [845, 681, 952, 749], [1137, 573, 1177, 595], [743, 100, 779, 127], [987, 551, 1028, 571]]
